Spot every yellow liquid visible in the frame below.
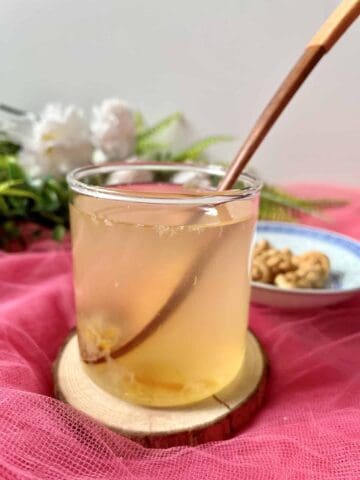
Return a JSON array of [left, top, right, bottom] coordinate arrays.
[[70, 187, 257, 406]]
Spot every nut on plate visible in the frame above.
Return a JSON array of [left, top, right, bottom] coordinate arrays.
[[254, 239, 271, 256], [253, 246, 296, 282], [252, 241, 330, 290], [293, 251, 330, 271], [252, 259, 272, 284], [263, 248, 295, 276]]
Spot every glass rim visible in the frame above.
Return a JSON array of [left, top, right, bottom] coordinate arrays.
[[67, 161, 262, 205]]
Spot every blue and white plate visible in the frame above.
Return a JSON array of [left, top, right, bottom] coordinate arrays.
[[251, 221, 360, 309]]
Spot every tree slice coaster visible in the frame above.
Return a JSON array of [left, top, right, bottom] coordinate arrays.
[[54, 330, 268, 448]]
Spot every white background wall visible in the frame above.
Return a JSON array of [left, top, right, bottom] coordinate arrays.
[[1, 0, 359, 185]]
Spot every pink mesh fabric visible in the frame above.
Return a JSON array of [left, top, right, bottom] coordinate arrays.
[[0, 184, 359, 480]]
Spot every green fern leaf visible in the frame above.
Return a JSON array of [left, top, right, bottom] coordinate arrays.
[[258, 184, 347, 221], [259, 197, 297, 222], [135, 141, 167, 156], [262, 185, 347, 211], [172, 136, 233, 162], [134, 111, 145, 133], [136, 112, 182, 143]]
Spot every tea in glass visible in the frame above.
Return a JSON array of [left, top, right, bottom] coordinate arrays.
[[68, 164, 260, 407]]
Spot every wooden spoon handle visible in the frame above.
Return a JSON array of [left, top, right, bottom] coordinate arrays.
[[218, 0, 360, 191], [309, 0, 360, 51], [217, 45, 324, 190]]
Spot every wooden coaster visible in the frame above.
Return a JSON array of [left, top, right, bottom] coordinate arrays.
[[54, 330, 268, 448]]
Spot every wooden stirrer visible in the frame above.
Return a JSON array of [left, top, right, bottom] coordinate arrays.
[[218, 0, 360, 190], [87, 0, 360, 363]]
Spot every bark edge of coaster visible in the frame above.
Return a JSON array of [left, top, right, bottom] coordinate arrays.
[[54, 330, 268, 448]]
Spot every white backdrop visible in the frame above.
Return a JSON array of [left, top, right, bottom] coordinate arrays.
[[1, 0, 359, 185]]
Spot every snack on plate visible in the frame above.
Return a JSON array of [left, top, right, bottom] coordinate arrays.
[[252, 241, 330, 289]]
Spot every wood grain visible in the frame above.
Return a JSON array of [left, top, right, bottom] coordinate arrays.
[[54, 330, 268, 448]]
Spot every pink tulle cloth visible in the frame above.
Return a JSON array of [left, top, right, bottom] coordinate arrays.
[[0, 184, 359, 480]]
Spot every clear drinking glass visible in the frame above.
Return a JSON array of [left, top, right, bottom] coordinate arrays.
[[67, 162, 261, 407]]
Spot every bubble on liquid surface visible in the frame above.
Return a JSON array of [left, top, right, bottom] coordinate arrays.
[[90, 214, 99, 225], [155, 225, 171, 237], [188, 224, 205, 234]]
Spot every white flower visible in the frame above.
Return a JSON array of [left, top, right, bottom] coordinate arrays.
[[172, 170, 212, 189], [17, 104, 92, 178], [105, 156, 153, 186], [91, 99, 136, 161]]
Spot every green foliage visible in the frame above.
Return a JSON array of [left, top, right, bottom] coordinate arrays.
[[0, 133, 21, 155], [136, 112, 181, 141], [52, 224, 66, 241], [0, 153, 69, 247], [172, 136, 233, 162], [135, 112, 233, 164], [134, 112, 183, 159], [259, 184, 347, 222], [134, 111, 145, 133], [135, 141, 167, 156]]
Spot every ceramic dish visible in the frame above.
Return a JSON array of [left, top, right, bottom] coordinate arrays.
[[251, 221, 360, 309]]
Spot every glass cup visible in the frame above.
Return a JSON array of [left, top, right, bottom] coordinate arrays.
[[67, 162, 261, 407]]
